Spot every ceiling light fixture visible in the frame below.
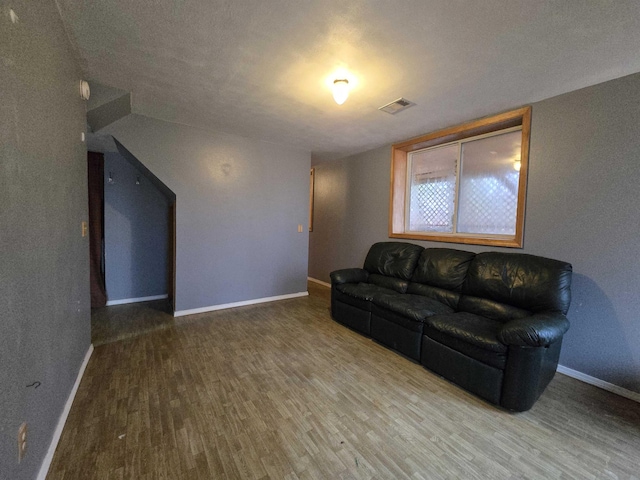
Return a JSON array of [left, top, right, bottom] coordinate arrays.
[[332, 79, 349, 105]]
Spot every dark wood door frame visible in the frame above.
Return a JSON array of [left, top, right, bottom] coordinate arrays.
[[168, 202, 176, 310]]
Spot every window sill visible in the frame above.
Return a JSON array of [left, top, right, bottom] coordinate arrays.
[[389, 231, 522, 248]]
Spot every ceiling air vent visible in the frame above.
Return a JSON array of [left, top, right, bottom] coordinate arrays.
[[379, 98, 415, 115]]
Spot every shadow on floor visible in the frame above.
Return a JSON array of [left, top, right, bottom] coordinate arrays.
[[92, 281, 330, 346], [91, 298, 174, 346]]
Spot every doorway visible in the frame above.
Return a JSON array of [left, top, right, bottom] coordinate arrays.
[[86, 137, 176, 344]]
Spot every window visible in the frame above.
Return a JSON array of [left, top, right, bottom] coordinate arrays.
[[390, 107, 531, 247]]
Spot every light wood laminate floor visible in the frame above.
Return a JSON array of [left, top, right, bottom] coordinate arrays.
[[49, 283, 640, 479]]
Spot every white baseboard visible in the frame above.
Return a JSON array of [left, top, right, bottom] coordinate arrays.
[[37, 344, 94, 480], [556, 365, 640, 404], [174, 291, 309, 318], [307, 277, 331, 288], [106, 294, 168, 306]]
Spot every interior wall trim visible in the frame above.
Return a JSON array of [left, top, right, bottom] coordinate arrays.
[[557, 364, 640, 404], [106, 294, 169, 306], [307, 277, 331, 288], [174, 291, 309, 318], [37, 344, 94, 480]]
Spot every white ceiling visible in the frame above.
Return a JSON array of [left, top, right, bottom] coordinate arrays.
[[56, 0, 640, 162]]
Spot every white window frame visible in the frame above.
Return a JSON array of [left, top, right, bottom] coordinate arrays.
[[404, 126, 522, 239]]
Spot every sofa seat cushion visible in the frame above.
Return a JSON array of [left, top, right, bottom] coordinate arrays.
[[406, 282, 461, 310], [457, 295, 531, 323], [335, 283, 398, 310], [373, 294, 454, 321], [424, 312, 507, 369], [368, 273, 409, 293]]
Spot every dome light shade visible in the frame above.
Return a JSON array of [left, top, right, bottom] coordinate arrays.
[[332, 79, 349, 105]]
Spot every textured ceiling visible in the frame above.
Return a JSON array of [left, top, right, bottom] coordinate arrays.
[[56, 0, 640, 161]]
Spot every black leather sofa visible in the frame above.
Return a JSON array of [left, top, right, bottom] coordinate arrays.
[[330, 242, 572, 412]]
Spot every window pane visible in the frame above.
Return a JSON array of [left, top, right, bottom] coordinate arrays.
[[408, 144, 458, 233], [457, 130, 521, 235]]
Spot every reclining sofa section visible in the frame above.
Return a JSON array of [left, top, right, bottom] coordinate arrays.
[[330, 242, 572, 412]]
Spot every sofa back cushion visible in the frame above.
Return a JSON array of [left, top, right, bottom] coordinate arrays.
[[411, 248, 476, 291], [461, 252, 573, 315], [369, 274, 409, 293], [363, 242, 423, 280]]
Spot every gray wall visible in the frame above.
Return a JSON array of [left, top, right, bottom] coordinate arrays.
[[106, 114, 310, 312], [104, 152, 169, 302], [309, 72, 640, 394], [0, 1, 91, 479]]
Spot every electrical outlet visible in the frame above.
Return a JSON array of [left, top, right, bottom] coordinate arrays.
[[18, 423, 27, 462], [81, 221, 88, 237]]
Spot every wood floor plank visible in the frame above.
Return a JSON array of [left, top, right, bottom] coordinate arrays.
[[47, 282, 640, 479]]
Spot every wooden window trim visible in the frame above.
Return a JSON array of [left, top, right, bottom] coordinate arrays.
[[389, 106, 531, 248]]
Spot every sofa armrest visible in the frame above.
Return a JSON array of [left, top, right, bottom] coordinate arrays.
[[330, 268, 369, 286], [498, 312, 570, 347]]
